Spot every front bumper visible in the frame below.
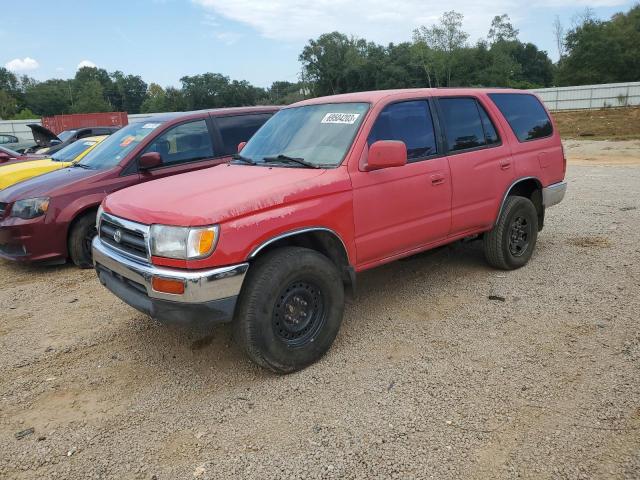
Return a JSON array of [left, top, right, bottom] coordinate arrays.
[[92, 237, 248, 325], [0, 215, 67, 263], [542, 181, 567, 208]]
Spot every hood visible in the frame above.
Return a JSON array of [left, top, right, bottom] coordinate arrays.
[[27, 124, 60, 147], [0, 165, 100, 203], [104, 164, 342, 226], [0, 159, 65, 190]]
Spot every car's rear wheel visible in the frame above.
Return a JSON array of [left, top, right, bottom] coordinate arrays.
[[234, 246, 345, 373], [483, 196, 538, 270], [68, 212, 97, 269]]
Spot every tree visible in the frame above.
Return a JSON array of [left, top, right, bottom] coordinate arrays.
[[556, 5, 640, 85], [488, 14, 519, 44], [413, 11, 469, 86], [24, 79, 73, 116], [72, 80, 111, 113], [12, 108, 37, 120], [0, 90, 18, 119], [552, 16, 566, 58], [112, 71, 148, 113]]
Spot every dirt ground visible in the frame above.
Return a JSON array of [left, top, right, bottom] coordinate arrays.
[[1, 140, 639, 479], [553, 107, 640, 141]]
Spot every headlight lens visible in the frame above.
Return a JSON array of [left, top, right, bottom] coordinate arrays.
[[150, 225, 219, 259], [11, 197, 50, 219]]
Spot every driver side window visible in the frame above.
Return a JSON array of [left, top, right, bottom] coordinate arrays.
[[144, 120, 214, 167]]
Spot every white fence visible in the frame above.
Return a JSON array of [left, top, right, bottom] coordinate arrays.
[[530, 81, 640, 111]]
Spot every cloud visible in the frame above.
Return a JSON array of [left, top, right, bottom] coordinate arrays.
[[5, 57, 39, 72], [193, 0, 627, 43], [77, 59, 97, 69], [215, 31, 243, 45]]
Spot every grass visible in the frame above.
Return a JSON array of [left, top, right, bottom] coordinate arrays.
[[552, 106, 640, 141]]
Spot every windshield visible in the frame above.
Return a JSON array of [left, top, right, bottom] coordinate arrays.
[[51, 139, 97, 162], [57, 130, 77, 142], [77, 122, 162, 170], [239, 103, 369, 167]]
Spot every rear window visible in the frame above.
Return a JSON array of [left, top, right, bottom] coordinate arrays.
[[216, 113, 274, 155], [488, 93, 552, 142]]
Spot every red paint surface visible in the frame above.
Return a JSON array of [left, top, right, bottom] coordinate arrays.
[[102, 88, 565, 273]]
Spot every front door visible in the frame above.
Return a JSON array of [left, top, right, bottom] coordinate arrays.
[[350, 100, 452, 267]]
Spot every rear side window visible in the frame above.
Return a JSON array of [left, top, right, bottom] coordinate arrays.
[[216, 113, 273, 155], [439, 98, 490, 152], [368, 100, 437, 161], [488, 93, 552, 142]]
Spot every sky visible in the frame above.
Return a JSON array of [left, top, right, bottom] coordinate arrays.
[[1, 0, 635, 88]]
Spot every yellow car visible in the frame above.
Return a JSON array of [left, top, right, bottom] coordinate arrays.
[[0, 136, 107, 190]]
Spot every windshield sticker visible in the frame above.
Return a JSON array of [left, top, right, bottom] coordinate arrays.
[[120, 136, 135, 147], [83, 142, 95, 146], [321, 113, 361, 125], [142, 123, 161, 129]]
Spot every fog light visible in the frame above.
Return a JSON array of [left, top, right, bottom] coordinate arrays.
[[152, 276, 185, 295]]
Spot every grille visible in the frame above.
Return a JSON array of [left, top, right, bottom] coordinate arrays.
[[99, 216, 148, 260]]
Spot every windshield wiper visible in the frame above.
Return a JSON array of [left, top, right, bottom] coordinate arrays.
[[262, 155, 320, 169], [72, 163, 92, 169], [231, 154, 258, 165]]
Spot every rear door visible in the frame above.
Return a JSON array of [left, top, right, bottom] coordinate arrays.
[[435, 96, 515, 235]]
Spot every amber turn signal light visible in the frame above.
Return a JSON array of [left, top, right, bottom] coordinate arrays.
[[152, 276, 185, 295]]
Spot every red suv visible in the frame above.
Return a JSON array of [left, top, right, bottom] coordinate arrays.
[[93, 89, 567, 372], [0, 107, 278, 266]]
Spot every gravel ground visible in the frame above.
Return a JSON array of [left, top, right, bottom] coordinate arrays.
[[1, 141, 639, 479]]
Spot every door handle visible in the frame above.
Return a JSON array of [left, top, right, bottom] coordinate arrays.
[[430, 174, 445, 185], [500, 160, 512, 170]]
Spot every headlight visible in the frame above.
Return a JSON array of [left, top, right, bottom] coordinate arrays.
[[150, 225, 219, 260], [11, 197, 50, 219]]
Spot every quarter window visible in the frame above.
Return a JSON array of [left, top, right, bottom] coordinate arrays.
[[488, 93, 552, 142], [478, 104, 500, 145], [368, 100, 437, 161], [216, 114, 273, 155], [144, 120, 214, 166]]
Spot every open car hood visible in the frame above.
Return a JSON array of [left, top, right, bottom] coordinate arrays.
[[27, 124, 60, 147]]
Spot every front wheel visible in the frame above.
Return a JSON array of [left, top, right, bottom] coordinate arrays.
[[68, 212, 98, 269], [483, 196, 538, 270], [234, 247, 345, 373]]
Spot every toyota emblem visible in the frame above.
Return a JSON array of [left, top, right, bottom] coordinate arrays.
[[113, 229, 122, 243]]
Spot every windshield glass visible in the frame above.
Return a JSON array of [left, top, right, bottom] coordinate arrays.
[[239, 103, 369, 167], [51, 139, 97, 162], [57, 130, 77, 142], [77, 122, 162, 170]]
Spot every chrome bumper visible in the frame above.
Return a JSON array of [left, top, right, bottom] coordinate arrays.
[[542, 181, 567, 208], [92, 237, 248, 304]]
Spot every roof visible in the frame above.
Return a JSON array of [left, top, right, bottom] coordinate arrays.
[[290, 88, 532, 108], [133, 106, 280, 124], [78, 135, 108, 142]]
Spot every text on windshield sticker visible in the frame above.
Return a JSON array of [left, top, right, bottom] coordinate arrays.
[[142, 123, 161, 129], [321, 113, 360, 124]]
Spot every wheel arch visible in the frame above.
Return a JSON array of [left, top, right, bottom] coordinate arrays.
[[497, 177, 544, 231], [248, 228, 355, 289], [66, 204, 100, 254]]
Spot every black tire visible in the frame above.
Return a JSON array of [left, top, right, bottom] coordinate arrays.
[[234, 246, 345, 373], [484, 196, 538, 270], [68, 212, 98, 269]]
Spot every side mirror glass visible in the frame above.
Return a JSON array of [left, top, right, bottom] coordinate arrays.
[[237, 141, 247, 153], [364, 140, 407, 171], [139, 152, 162, 171], [49, 139, 62, 146]]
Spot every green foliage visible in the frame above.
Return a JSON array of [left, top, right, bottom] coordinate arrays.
[[24, 79, 72, 116], [12, 108, 37, 120], [0, 90, 18, 119], [72, 79, 111, 113], [556, 5, 640, 85]]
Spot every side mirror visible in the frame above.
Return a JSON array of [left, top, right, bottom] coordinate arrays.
[[49, 139, 62, 146], [237, 141, 247, 153], [138, 152, 162, 171], [0, 152, 11, 163], [363, 140, 407, 171]]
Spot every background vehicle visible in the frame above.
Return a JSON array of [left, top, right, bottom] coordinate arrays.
[[0, 133, 36, 153], [93, 88, 567, 373], [24, 124, 120, 155], [0, 136, 107, 191], [0, 106, 278, 266], [0, 146, 45, 164]]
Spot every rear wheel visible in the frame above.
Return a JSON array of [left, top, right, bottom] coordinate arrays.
[[68, 212, 98, 269], [484, 196, 538, 270], [234, 247, 345, 373]]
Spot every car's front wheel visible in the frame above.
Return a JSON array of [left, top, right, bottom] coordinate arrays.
[[234, 246, 345, 373], [68, 212, 98, 269]]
